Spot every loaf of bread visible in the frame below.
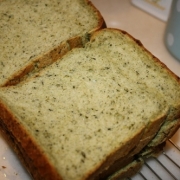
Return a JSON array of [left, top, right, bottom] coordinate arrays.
[[0, 0, 105, 87], [0, 28, 180, 180]]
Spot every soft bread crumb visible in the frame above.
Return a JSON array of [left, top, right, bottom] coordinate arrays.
[[0, 28, 180, 180], [0, 0, 102, 86]]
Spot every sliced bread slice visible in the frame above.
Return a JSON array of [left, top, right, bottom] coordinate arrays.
[[0, 29, 169, 179], [88, 28, 180, 148], [0, 0, 105, 87]]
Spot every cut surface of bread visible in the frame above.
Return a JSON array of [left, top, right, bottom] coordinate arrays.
[[0, 0, 105, 86], [0, 60, 167, 180], [0, 28, 180, 180], [0, 28, 171, 180], [89, 28, 180, 147]]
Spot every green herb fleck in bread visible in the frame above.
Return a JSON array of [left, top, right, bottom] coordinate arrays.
[[0, 0, 105, 87], [1, 28, 180, 180]]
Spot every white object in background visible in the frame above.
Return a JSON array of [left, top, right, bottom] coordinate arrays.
[[131, 0, 172, 21]]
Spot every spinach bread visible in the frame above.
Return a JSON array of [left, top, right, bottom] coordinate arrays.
[[0, 28, 180, 180], [0, 0, 105, 87]]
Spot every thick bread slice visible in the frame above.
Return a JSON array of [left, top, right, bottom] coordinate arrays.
[[147, 118, 180, 147], [88, 28, 180, 148], [0, 118, 55, 180], [0, 0, 105, 87], [0, 70, 166, 180], [85, 28, 180, 179], [0, 29, 168, 179]]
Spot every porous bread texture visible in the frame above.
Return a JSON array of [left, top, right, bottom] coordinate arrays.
[[0, 0, 104, 86], [89, 28, 180, 147], [0, 30, 169, 179], [0, 28, 180, 180]]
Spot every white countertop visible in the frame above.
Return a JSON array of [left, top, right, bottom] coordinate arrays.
[[0, 1, 180, 180]]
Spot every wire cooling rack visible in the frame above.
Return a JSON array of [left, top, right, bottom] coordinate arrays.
[[130, 129, 180, 180]]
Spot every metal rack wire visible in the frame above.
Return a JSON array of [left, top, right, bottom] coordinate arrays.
[[130, 130, 180, 180]]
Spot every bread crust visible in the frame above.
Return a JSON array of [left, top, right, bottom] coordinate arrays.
[[0, 102, 63, 180], [90, 27, 180, 147]]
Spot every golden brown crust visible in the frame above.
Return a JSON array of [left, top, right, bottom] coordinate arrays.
[[86, 0, 107, 31], [0, 123, 34, 179], [0, 101, 63, 180]]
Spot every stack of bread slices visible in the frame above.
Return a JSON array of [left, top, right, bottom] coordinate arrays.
[[0, 0, 180, 180]]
